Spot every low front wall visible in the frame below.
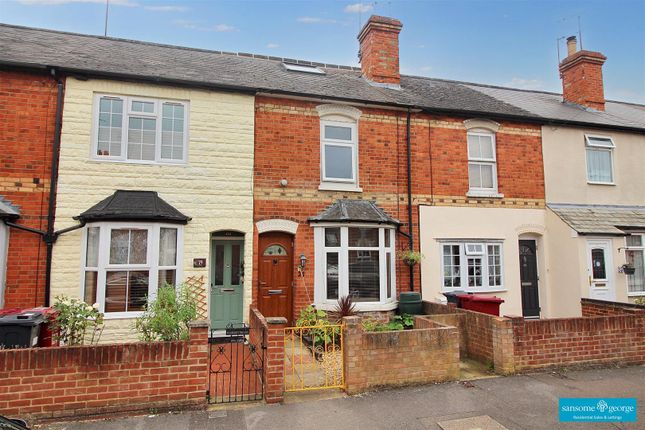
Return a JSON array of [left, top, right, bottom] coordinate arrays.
[[342, 315, 460, 394], [0, 321, 209, 422], [581, 298, 644, 316]]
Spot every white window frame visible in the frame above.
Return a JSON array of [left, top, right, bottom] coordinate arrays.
[[91, 94, 189, 165], [79, 222, 184, 319], [466, 130, 501, 197], [584, 134, 615, 185], [440, 241, 505, 292], [320, 120, 358, 184], [314, 224, 396, 311], [625, 233, 645, 296]]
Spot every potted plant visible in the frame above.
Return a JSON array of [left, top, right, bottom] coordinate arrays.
[[398, 249, 424, 266], [622, 264, 636, 275]]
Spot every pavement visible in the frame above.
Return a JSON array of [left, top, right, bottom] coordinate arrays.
[[41, 365, 644, 430]]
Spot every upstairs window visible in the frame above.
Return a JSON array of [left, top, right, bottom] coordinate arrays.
[[321, 121, 357, 183], [585, 135, 614, 184], [94, 95, 188, 164], [316, 104, 362, 192], [467, 130, 498, 195]]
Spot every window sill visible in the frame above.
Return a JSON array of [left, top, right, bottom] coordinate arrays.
[[466, 191, 504, 199], [587, 181, 616, 186], [89, 158, 187, 167], [318, 183, 363, 193], [627, 292, 645, 297], [315, 300, 398, 312], [441, 288, 507, 294], [102, 311, 144, 320]]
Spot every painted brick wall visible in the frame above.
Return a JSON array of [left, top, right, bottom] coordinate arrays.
[[52, 78, 255, 341], [0, 321, 209, 422], [0, 70, 58, 308], [342, 315, 460, 394], [254, 96, 544, 322]]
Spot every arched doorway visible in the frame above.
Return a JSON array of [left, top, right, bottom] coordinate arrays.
[[258, 232, 293, 324]]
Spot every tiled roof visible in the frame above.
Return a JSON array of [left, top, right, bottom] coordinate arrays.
[[0, 24, 643, 131], [75, 190, 190, 224], [0, 196, 20, 219], [548, 204, 645, 235], [309, 199, 400, 225]]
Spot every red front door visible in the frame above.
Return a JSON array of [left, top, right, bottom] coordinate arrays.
[[258, 232, 293, 324]]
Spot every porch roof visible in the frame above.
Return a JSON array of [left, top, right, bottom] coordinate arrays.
[[308, 200, 400, 225], [548, 203, 645, 235], [0, 196, 20, 220], [75, 190, 191, 224]]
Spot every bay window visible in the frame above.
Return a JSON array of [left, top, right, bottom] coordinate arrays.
[[81, 223, 182, 317], [93, 94, 188, 164], [626, 234, 645, 295], [441, 241, 504, 291], [315, 225, 396, 310]]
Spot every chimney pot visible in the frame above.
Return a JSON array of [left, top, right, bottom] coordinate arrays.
[[566, 36, 577, 56]]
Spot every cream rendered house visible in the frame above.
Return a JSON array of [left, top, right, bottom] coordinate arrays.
[[542, 38, 645, 316], [51, 77, 254, 341], [52, 77, 254, 341]]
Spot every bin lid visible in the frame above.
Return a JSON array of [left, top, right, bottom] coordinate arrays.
[[0, 308, 22, 317], [398, 292, 422, 303], [443, 291, 467, 297], [467, 295, 504, 304], [456, 294, 473, 300], [0, 311, 45, 326]]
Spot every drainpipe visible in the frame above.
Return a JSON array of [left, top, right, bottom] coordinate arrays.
[[43, 70, 64, 307], [406, 108, 414, 292]]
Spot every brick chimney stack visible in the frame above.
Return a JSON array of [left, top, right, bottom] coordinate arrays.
[[559, 35, 607, 111], [358, 15, 403, 86]]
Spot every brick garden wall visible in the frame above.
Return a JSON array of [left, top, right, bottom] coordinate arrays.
[[0, 321, 209, 422], [249, 307, 286, 403], [342, 315, 460, 394], [581, 298, 644, 316], [0, 69, 58, 308]]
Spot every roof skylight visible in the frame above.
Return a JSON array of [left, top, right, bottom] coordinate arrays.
[[282, 62, 325, 75]]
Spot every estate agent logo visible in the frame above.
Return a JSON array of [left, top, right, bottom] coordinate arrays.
[[559, 398, 637, 422]]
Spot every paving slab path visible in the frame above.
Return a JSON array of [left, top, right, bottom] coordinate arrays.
[[41, 365, 644, 430]]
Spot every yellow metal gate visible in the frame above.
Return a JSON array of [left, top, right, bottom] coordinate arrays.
[[284, 323, 344, 392]]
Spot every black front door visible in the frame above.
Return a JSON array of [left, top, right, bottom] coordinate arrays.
[[519, 240, 540, 318]]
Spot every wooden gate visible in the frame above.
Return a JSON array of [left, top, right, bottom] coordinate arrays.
[[208, 324, 265, 403], [284, 323, 344, 392]]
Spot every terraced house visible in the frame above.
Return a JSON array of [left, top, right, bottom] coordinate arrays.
[[0, 15, 643, 337]]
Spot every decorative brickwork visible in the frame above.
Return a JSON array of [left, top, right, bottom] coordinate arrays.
[[342, 315, 460, 394], [0, 70, 58, 308], [0, 321, 209, 422]]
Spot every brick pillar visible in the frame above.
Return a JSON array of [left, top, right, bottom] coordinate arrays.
[[188, 320, 210, 406], [492, 316, 516, 375], [342, 316, 364, 395], [264, 317, 287, 403]]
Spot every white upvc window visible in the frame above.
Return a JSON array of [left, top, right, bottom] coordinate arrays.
[[585, 135, 615, 184], [93, 94, 188, 164], [314, 225, 396, 311], [467, 130, 498, 196], [441, 241, 504, 292], [321, 120, 358, 184], [626, 234, 645, 295], [81, 222, 183, 318]]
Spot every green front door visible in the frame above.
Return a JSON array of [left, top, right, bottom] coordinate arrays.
[[210, 240, 244, 329]]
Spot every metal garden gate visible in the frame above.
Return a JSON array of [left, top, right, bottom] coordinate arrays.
[[207, 324, 265, 403]]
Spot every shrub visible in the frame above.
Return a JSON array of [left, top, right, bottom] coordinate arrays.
[[362, 313, 414, 332], [295, 305, 339, 347], [50, 295, 104, 346], [332, 296, 357, 320], [135, 284, 197, 342]]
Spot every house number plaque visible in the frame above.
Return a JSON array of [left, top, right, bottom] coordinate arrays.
[[193, 258, 206, 268]]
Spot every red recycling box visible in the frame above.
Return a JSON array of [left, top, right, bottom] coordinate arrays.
[[457, 294, 504, 316]]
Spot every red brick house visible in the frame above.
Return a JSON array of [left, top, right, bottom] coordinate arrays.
[[0, 68, 61, 308], [252, 16, 547, 322]]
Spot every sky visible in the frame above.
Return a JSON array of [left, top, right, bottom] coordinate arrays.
[[1, 0, 644, 104]]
